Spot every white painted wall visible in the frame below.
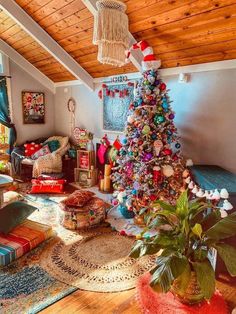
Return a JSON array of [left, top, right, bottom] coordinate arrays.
[[55, 68, 236, 174], [9, 60, 55, 144]]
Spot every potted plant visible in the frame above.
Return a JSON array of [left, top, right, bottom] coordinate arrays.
[[130, 190, 236, 304]]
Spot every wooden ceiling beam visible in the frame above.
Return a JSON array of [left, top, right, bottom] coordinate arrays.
[[0, 0, 94, 90], [0, 39, 55, 94], [81, 0, 143, 72]]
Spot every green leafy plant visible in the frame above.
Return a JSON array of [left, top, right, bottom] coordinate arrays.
[[130, 190, 236, 302]]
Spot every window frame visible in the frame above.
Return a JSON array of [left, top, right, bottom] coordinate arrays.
[[0, 52, 10, 76]]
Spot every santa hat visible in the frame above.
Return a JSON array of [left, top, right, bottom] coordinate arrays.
[[126, 40, 161, 71]]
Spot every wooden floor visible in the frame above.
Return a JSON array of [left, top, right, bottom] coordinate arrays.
[[41, 274, 236, 314]]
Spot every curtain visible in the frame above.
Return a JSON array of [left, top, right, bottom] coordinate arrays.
[[0, 76, 17, 152]]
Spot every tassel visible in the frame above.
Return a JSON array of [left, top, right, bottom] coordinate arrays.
[[203, 191, 210, 199], [220, 209, 228, 218], [186, 159, 193, 167], [212, 189, 221, 200], [188, 181, 194, 189], [191, 185, 198, 194], [196, 189, 205, 198], [220, 188, 229, 199], [222, 200, 233, 211], [185, 177, 191, 184], [208, 190, 214, 200]]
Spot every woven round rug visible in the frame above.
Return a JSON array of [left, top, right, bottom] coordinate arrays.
[[39, 231, 156, 292]]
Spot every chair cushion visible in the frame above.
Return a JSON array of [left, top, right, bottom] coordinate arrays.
[[0, 201, 37, 234], [43, 140, 60, 152], [31, 145, 51, 160], [61, 190, 95, 208], [29, 179, 66, 194]]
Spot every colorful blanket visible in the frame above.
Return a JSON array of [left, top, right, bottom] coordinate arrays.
[[0, 220, 53, 267]]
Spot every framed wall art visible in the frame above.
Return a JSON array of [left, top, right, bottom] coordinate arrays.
[[22, 91, 45, 124], [102, 83, 134, 133]]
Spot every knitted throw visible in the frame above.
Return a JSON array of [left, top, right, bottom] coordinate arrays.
[[93, 0, 129, 67]]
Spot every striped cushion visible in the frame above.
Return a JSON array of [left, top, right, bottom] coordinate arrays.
[[0, 219, 53, 267]]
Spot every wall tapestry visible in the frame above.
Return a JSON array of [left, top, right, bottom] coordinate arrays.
[[22, 91, 45, 124], [101, 83, 134, 132]]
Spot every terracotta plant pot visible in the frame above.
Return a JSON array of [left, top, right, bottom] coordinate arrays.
[[171, 271, 206, 305]]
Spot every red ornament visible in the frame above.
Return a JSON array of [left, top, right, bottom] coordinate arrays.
[[128, 82, 134, 86], [123, 89, 128, 96], [120, 230, 127, 236], [163, 148, 172, 156], [119, 91, 123, 98], [146, 95, 153, 101], [129, 104, 134, 110], [111, 91, 115, 98], [153, 168, 162, 183], [150, 194, 157, 202], [115, 89, 119, 93], [106, 89, 110, 96], [172, 154, 178, 161], [98, 89, 102, 99], [160, 83, 166, 91], [102, 83, 107, 88]]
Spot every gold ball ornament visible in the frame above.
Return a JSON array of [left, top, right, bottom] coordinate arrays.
[[162, 165, 174, 177]]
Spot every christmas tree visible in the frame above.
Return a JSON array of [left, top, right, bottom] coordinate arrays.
[[112, 41, 187, 216]]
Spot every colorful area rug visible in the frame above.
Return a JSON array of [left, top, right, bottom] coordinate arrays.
[[40, 230, 156, 292], [137, 273, 228, 314], [0, 185, 78, 314], [0, 240, 77, 314]]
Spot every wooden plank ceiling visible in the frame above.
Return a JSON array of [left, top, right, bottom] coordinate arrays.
[[1, 0, 236, 82]]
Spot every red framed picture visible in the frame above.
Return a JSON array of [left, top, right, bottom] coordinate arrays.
[[78, 151, 89, 169]]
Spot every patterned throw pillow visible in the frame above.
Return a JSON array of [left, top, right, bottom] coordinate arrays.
[[31, 145, 51, 160], [61, 190, 95, 208], [24, 142, 42, 157], [29, 179, 66, 194], [43, 140, 60, 152]]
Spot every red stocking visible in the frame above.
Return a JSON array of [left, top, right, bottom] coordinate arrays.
[[97, 144, 108, 164]]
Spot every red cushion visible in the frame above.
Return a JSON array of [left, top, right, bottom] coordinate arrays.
[[29, 179, 66, 194], [24, 143, 42, 157]]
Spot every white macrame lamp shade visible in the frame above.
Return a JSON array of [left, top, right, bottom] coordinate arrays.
[[93, 0, 129, 67]]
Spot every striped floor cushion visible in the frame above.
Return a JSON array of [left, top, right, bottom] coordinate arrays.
[[0, 219, 53, 267]]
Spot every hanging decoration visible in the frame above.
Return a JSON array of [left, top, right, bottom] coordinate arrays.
[[98, 82, 134, 100], [67, 97, 76, 136], [93, 0, 129, 67], [111, 75, 128, 83]]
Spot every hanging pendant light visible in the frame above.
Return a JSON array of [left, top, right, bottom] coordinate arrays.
[[93, 0, 129, 67]]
